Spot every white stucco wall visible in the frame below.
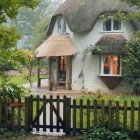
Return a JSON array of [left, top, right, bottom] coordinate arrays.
[[52, 16, 134, 93]]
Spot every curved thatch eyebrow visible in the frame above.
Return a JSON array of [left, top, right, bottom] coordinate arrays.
[[93, 34, 126, 55], [47, 0, 139, 36]]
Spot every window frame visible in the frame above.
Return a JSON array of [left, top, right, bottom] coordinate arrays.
[[99, 55, 122, 76], [103, 19, 122, 32]]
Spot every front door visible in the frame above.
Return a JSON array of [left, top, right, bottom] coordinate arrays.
[[58, 56, 66, 87]]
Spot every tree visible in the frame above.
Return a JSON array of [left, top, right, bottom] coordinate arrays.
[[0, 0, 38, 23], [0, 0, 39, 82], [21, 50, 36, 87], [15, 0, 50, 35], [124, 32, 140, 93], [121, 0, 140, 7], [31, 16, 50, 50], [120, 0, 140, 93]]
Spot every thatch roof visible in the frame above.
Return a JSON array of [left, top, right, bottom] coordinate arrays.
[[93, 34, 126, 55], [48, 0, 139, 35], [35, 34, 77, 57]]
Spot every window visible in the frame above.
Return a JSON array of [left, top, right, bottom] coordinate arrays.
[[58, 18, 66, 33], [100, 55, 122, 76], [103, 19, 121, 31]]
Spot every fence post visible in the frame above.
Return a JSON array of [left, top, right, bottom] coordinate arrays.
[[25, 97, 30, 132], [138, 101, 140, 138], [63, 96, 66, 133], [28, 95, 33, 131], [73, 99, 76, 135], [10, 98, 15, 131], [0, 97, 1, 124], [64, 97, 71, 135]]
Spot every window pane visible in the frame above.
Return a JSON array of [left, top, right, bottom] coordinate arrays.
[[62, 19, 66, 33], [104, 56, 111, 74], [58, 19, 61, 33], [112, 56, 120, 74], [103, 19, 111, 31], [58, 18, 66, 33], [113, 20, 121, 30]]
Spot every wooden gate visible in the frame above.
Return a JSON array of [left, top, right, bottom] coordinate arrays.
[[26, 95, 71, 134]]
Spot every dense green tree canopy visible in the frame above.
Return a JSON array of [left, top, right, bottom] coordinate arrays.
[[15, 0, 50, 35], [0, 0, 39, 80], [124, 32, 140, 93], [31, 16, 50, 50], [0, 0, 38, 23]]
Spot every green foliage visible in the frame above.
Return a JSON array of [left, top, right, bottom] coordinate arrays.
[[0, 125, 28, 139], [0, 26, 28, 74], [121, 0, 140, 23], [100, 0, 140, 27], [80, 126, 131, 140], [31, 16, 50, 49], [15, 0, 50, 35], [0, 80, 30, 99], [0, 0, 39, 23], [124, 31, 140, 93], [121, 0, 140, 7], [0, 0, 39, 81]]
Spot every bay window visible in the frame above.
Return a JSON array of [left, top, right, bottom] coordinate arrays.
[[100, 55, 122, 76]]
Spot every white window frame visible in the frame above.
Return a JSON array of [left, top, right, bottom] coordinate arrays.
[[99, 55, 122, 76], [103, 19, 122, 32]]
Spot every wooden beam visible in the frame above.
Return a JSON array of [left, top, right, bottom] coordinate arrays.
[[66, 56, 72, 90], [37, 58, 41, 88], [49, 57, 52, 91]]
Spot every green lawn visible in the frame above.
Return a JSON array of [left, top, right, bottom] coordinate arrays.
[[75, 94, 140, 131], [76, 94, 140, 106], [9, 75, 38, 85], [0, 74, 48, 85]]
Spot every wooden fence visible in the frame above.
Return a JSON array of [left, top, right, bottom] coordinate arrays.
[[0, 95, 140, 138], [70, 99, 140, 138]]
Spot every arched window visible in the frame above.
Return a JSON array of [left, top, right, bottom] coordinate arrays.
[[58, 17, 66, 34]]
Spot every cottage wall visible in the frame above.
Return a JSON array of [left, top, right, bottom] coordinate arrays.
[[52, 17, 134, 93]]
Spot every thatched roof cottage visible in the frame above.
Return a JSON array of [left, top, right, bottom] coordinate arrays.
[[36, 0, 139, 92]]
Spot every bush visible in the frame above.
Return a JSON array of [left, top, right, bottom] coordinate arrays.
[[0, 82, 30, 99], [80, 126, 131, 140], [0, 125, 28, 139], [124, 31, 140, 93]]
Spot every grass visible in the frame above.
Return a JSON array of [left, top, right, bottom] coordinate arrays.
[[9, 75, 38, 85], [75, 93, 140, 131], [0, 74, 48, 85]]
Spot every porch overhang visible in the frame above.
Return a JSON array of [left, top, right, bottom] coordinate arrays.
[[93, 34, 127, 55], [35, 34, 77, 57]]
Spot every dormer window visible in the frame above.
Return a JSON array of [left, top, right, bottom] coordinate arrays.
[[103, 19, 121, 31], [58, 18, 66, 34]]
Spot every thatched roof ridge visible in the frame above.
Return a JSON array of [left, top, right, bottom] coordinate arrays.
[[35, 34, 77, 57], [93, 34, 126, 55], [48, 0, 139, 35]]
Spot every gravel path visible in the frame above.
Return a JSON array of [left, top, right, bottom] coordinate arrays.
[[23, 79, 83, 99]]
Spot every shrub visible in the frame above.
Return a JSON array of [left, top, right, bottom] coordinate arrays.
[[80, 126, 131, 140], [0, 125, 28, 139], [0, 81, 30, 99]]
